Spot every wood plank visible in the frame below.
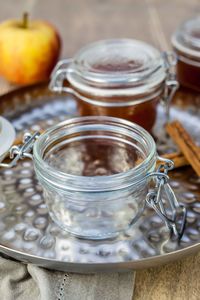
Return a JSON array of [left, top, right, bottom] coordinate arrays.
[[134, 252, 200, 300]]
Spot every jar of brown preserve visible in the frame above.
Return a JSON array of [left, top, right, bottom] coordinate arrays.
[[172, 17, 200, 92], [50, 39, 178, 131]]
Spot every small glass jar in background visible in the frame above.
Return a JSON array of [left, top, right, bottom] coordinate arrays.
[[50, 39, 178, 132], [172, 16, 200, 92]]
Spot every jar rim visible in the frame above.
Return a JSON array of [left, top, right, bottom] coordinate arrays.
[[33, 116, 157, 192], [67, 39, 166, 97]]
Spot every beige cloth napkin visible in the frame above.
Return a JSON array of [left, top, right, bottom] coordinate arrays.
[[0, 255, 135, 300]]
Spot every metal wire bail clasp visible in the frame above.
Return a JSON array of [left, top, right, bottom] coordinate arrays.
[[162, 51, 179, 121], [0, 132, 40, 169], [146, 156, 186, 239]]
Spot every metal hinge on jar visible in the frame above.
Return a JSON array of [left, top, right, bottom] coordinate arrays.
[[0, 132, 40, 168], [162, 52, 180, 121], [146, 156, 186, 239]]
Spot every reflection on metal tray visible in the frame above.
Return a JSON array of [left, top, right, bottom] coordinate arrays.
[[0, 83, 200, 273]]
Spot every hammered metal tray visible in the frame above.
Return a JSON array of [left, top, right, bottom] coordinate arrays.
[[0, 83, 200, 273]]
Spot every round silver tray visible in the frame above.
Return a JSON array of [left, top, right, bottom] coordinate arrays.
[[0, 83, 200, 273]]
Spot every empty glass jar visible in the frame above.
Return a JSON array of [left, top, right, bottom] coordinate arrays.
[[172, 16, 200, 91], [34, 116, 156, 239], [50, 39, 178, 131], [0, 116, 186, 240]]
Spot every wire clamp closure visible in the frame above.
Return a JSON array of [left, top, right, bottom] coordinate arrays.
[[162, 51, 179, 121], [146, 156, 186, 239], [0, 132, 40, 169]]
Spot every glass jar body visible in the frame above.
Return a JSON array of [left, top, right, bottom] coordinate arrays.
[[38, 176, 147, 239], [0, 116, 185, 239], [33, 116, 157, 239]]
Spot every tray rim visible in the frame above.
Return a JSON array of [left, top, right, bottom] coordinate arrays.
[[0, 240, 199, 272], [0, 83, 200, 272]]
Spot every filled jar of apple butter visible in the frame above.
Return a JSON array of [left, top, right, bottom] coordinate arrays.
[[172, 17, 200, 92], [50, 39, 178, 131]]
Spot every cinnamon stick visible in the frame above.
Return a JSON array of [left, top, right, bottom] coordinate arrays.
[[166, 120, 200, 176]]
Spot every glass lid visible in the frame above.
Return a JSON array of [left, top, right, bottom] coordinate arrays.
[[0, 117, 16, 162], [68, 39, 164, 87], [172, 16, 200, 58]]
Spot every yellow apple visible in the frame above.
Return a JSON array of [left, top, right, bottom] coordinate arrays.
[[0, 13, 61, 84]]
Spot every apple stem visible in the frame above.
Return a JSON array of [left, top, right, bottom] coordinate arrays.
[[22, 12, 29, 29]]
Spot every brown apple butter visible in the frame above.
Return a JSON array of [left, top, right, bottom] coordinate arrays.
[[73, 88, 160, 132]]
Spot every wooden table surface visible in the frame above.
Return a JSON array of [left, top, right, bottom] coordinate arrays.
[[0, 1, 200, 299]]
